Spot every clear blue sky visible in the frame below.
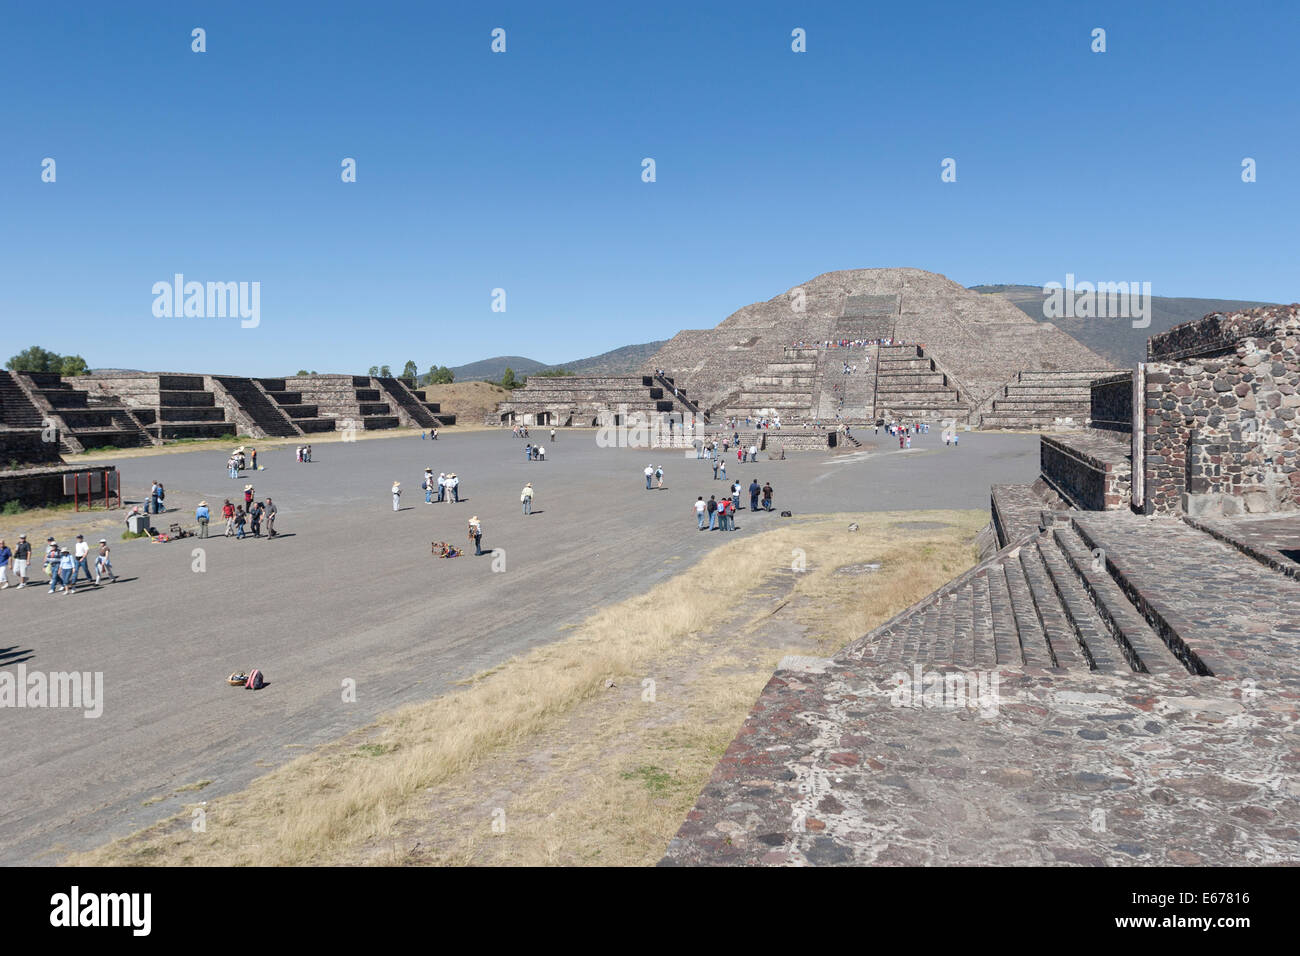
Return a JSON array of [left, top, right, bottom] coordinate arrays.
[[1, 1, 1295, 375]]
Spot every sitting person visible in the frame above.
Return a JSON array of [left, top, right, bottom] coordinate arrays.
[[431, 540, 461, 558]]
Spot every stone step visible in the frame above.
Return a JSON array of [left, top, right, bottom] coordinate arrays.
[[1051, 525, 1186, 676], [986, 561, 1024, 665], [971, 571, 997, 667], [1018, 542, 1084, 668], [1036, 533, 1122, 672], [1002, 551, 1053, 667]]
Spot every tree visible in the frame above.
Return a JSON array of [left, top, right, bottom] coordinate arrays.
[[58, 354, 88, 376], [401, 360, 419, 381], [379, 365, 392, 377], [428, 365, 454, 385], [368, 366, 380, 376], [500, 367, 517, 390], [6, 346, 88, 375], [296, 369, 310, 375]]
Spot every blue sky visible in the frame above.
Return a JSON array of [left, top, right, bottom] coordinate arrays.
[[1, 1, 1295, 375]]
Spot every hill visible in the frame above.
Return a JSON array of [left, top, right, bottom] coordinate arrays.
[[449, 341, 667, 382], [969, 285, 1278, 366]]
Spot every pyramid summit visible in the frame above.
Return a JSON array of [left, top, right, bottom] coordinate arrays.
[[645, 268, 1116, 426]]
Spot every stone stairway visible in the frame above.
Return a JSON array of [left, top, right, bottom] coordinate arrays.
[[871, 345, 968, 422], [373, 377, 443, 429], [981, 369, 1113, 429], [18, 372, 154, 451], [844, 509, 1297, 680], [0, 370, 45, 427], [653, 373, 707, 423], [212, 377, 302, 437], [254, 379, 336, 434], [727, 350, 819, 418]]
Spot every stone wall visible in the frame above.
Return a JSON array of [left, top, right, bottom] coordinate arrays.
[[1090, 372, 1133, 433], [0, 463, 118, 508], [1040, 433, 1131, 510], [0, 429, 64, 466], [1143, 305, 1300, 515]]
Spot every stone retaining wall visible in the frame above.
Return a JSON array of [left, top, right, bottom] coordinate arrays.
[[1090, 372, 1133, 433]]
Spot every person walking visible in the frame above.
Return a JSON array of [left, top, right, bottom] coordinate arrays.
[[521, 482, 534, 515], [55, 548, 76, 595], [644, 464, 654, 490], [448, 473, 460, 503], [94, 539, 116, 584], [712, 456, 719, 479], [195, 500, 210, 537], [762, 481, 774, 512], [424, 468, 435, 504], [469, 515, 483, 556], [244, 485, 255, 514], [250, 500, 263, 537], [234, 507, 247, 539], [73, 535, 91, 583], [655, 464, 664, 489], [749, 479, 761, 511], [12, 534, 31, 588], [707, 495, 718, 530], [550, 428, 556, 443], [264, 497, 278, 538], [223, 499, 235, 536], [718, 459, 727, 481], [694, 496, 706, 530], [0, 539, 10, 590], [525, 443, 533, 462], [251, 448, 258, 470], [391, 481, 402, 511]]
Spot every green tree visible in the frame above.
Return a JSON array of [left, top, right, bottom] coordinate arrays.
[[379, 364, 392, 377], [296, 369, 310, 375], [500, 367, 517, 390], [368, 365, 380, 376], [6, 345, 63, 373], [429, 365, 454, 384], [401, 360, 419, 381], [58, 354, 89, 376]]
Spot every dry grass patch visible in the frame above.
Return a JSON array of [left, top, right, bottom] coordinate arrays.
[[68, 509, 985, 867]]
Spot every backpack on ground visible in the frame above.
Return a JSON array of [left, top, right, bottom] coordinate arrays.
[[246, 668, 265, 690]]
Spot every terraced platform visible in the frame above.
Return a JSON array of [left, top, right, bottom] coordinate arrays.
[[663, 507, 1300, 866]]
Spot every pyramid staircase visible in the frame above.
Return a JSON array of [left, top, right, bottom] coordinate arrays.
[[373, 377, 454, 428], [871, 345, 969, 422], [981, 369, 1114, 429], [845, 509, 1298, 682], [16, 372, 155, 451]]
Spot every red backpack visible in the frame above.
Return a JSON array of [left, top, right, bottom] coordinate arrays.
[[245, 668, 264, 690]]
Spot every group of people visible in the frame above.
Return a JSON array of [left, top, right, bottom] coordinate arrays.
[[790, 337, 921, 350], [145, 480, 168, 514], [0, 533, 115, 594], [410, 469, 462, 505], [420, 430, 439, 440], [227, 448, 256, 478], [295, 445, 312, 462], [692, 478, 774, 531], [200, 491, 278, 538], [523, 443, 546, 461]]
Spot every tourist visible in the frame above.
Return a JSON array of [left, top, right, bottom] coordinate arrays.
[[392, 481, 402, 511], [430, 430, 436, 441], [762, 482, 773, 511], [749, 479, 761, 511], [244, 485, 255, 514], [12, 534, 30, 588], [250, 500, 263, 537], [694, 496, 706, 530], [264, 497, 278, 537], [251, 448, 258, 470], [469, 515, 483, 556], [234, 507, 247, 539], [437, 472, 446, 502], [424, 468, 435, 504], [73, 535, 91, 583], [149, 481, 160, 515], [749, 444, 758, 463], [421, 431, 427, 440], [535, 446, 545, 460], [0, 539, 10, 590], [655, 464, 664, 489], [712, 456, 719, 480], [228, 456, 239, 479], [731, 480, 742, 514], [44, 538, 58, 583], [223, 499, 236, 536], [196, 500, 210, 537], [644, 464, 654, 490], [94, 539, 116, 584], [525, 443, 533, 461], [718, 459, 726, 481], [707, 494, 719, 530], [305, 445, 312, 462], [550, 428, 556, 443], [521, 482, 534, 515], [54, 548, 76, 595]]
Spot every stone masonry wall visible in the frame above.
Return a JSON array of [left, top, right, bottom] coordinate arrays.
[[1090, 372, 1133, 433], [1144, 305, 1300, 515]]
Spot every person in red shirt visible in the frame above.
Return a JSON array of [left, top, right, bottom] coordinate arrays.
[[222, 499, 236, 536]]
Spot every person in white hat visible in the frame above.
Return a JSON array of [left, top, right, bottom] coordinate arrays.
[[94, 539, 116, 584], [644, 464, 654, 490], [468, 515, 482, 555], [521, 482, 534, 515], [391, 481, 401, 511]]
